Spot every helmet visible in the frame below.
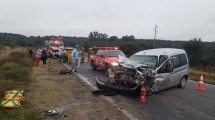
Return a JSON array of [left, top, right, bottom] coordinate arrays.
[[75, 45, 80, 48]]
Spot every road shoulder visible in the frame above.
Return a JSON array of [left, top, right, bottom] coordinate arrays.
[[26, 60, 129, 120]]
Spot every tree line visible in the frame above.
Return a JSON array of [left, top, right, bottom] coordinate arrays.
[[0, 32, 215, 69]]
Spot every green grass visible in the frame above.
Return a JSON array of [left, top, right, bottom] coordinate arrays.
[[189, 68, 215, 85], [0, 47, 42, 120]]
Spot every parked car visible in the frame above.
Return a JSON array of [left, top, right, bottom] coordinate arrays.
[[129, 48, 189, 92]]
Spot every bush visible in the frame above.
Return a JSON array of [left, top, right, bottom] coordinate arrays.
[[0, 50, 33, 81], [9, 51, 25, 60], [1, 62, 31, 81]]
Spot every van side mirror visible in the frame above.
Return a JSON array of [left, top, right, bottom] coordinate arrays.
[[155, 58, 174, 73]]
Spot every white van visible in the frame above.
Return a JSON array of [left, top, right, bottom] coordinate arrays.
[[129, 48, 189, 92]]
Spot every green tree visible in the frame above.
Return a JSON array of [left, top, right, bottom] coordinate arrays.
[[122, 35, 135, 41], [119, 42, 138, 57], [183, 38, 204, 65], [109, 36, 118, 42], [88, 31, 108, 41]]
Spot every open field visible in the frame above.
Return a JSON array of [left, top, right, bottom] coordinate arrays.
[[0, 47, 42, 120]]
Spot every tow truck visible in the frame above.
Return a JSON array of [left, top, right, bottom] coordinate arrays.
[[89, 47, 126, 72]]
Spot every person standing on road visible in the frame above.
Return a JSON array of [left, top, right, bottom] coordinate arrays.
[[41, 49, 47, 66], [71, 45, 80, 72], [77, 48, 82, 68], [59, 48, 63, 62], [47, 50, 54, 71], [35, 48, 42, 66], [29, 49, 33, 58]]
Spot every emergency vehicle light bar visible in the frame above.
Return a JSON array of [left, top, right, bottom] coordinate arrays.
[[94, 47, 119, 50]]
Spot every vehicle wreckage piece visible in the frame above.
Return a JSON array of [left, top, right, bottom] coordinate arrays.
[[95, 55, 156, 95], [96, 55, 175, 96], [96, 78, 143, 95], [92, 89, 118, 96], [59, 69, 72, 74]]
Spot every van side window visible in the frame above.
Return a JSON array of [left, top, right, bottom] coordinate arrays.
[[172, 55, 180, 68], [171, 54, 187, 69], [158, 55, 168, 67], [179, 54, 187, 66], [158, 59, 174, 73]]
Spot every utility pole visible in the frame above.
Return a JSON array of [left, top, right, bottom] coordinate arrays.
[[153, 25, 158, 48]]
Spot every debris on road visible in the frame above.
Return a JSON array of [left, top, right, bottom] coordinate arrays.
[[59, 69, 72, 74], [92, 89, 118, 96], [44, 105, 68, 118]]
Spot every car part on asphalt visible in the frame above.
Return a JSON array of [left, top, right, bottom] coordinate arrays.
[[92, 89, 118, 96], [59, 69, 72, 74]]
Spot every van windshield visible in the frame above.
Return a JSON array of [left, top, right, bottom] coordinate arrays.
[[50, 42, 64, 47], [106, 51, 125, 57], [129, 55, 158, 69]]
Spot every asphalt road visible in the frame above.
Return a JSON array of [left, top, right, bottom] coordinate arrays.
[[75, 62, 215, 120]]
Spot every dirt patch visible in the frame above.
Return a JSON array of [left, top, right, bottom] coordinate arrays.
[[26, 60, 129, 120]]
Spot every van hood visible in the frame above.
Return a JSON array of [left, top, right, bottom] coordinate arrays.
[[106, 57, 118, 63]]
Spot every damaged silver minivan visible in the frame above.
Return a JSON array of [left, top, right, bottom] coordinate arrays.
[[129, 48, 189, 92]]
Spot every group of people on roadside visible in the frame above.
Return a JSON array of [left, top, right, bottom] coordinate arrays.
[[35, 48, 48, 66], [31, 45, 81, 73], [34, 48, 54, 71]]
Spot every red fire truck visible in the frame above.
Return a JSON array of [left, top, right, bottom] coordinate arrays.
[[89, 47, 125, 71], [45, 38, 64, 57]]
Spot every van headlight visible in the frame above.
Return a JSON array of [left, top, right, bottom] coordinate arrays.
[[111, 62, 119, 66]]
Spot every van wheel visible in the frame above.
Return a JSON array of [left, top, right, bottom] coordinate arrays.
[[92, 63, 97, 70], [178, 77, 187, 88]]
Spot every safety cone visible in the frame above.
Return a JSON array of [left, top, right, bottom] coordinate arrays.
[[196, 74, 206, 91], [140, 85, 146, 103]]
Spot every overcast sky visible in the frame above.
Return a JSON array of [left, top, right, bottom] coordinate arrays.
[[0, 0, 214, 41]]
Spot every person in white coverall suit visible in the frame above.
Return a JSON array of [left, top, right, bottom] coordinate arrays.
[[71, 45, 80, 72]]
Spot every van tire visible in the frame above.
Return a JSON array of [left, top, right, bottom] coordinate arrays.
[[178, 77, 187, 88]]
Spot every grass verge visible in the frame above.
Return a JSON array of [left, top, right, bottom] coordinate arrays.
[[0, 47, 42, 120], [189, 68, 215, 85]]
